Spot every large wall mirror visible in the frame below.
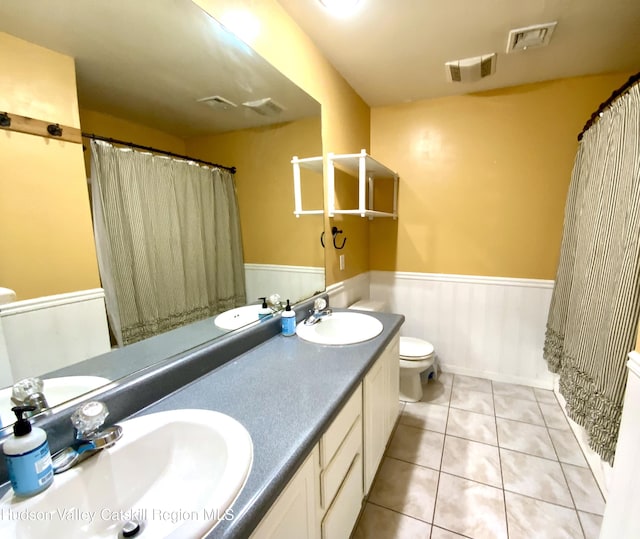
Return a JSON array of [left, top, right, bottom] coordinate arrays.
[[0, 0, 324, 426]]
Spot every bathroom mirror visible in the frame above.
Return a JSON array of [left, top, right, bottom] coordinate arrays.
[[0, 0, 325, 422]]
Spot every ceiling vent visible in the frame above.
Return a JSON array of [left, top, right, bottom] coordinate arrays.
[[242, 97, 285, 116], [506, 22, 557, 53], [196, 95, 237, 110], [445, 53, 497, 83]]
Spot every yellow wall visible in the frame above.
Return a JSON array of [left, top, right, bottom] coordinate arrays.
[[370, 73, 634, 279], [186, 117, 324, 267], [79, 109, 187, 177], [193, 0, 371, 285], [0, 32, 100, 300]]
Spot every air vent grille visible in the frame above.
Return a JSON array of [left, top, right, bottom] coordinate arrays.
[[196, 95, 237, 110], [506, 22, 557, 53], [445, 53, 496, 83]]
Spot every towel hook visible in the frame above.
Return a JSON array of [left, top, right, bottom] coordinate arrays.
[[47, 123, 63, 137], [331, 226, 347, 250]]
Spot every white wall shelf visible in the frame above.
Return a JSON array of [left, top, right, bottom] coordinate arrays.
[[291, 155, 324, 218], [328, 149, 398, 220]]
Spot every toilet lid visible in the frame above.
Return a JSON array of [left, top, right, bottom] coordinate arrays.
[[400, 336, 434, 359]]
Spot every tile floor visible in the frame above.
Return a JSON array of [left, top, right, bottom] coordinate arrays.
[[352, 373, 606, 539]]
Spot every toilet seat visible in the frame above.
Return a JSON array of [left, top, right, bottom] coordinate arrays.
[[400, 336, 434, 361]]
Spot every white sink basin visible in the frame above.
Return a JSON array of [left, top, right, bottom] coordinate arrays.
[[0, 409, 253, 538], [214, 304, 265, 330], [296, 311, 383, 345], [0, 376, 110, 427]]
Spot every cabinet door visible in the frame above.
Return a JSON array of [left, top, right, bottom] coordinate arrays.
[[386, 335, 400, 435], [363, 355, 387, 493], [251, 446, 319, 539], [363, 333, 400, 494]]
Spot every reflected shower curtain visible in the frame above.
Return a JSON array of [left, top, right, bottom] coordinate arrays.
[[544, 82, 640, 464], [90, 140, 246, 346]]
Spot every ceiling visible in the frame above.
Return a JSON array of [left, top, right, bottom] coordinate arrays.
[[0, 0, 320, 137], [277, 0, 640, 106]]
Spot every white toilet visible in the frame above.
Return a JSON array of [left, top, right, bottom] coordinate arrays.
[[348, 300, 436, 402]]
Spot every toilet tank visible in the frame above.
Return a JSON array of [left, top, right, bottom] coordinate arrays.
[[348, 299, 388, 313]]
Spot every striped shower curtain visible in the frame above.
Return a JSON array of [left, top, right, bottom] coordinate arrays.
[[90, 140, 246, 346], [544, 81, 640, 464]]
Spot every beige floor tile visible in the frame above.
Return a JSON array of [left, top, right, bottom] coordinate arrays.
[[452, 374, 493, 394], [352, 502, 431, 539], [401, 401, 449, 433], [539, 401, 570, 430], [548, 428, 588, 467], [505, 491, 583, 539], [422, 379, 452, 406], [493, 395, 545, 426], [441, 435, 502, 488], [450, 387, 495, 415], [433, 473, 507, 539], [496, 418, 556, 459], [368, 457, 439, 522], [578, 511, 603, 539], [562, 463, 606, 515], [492, 381, 536, 401], [386, 424, 445, 469], [501, 449, 573, 507], [446, 408, 498, 446], [534, 388, 558, 404], [430, 526, 468, 538], [437, 372, 454, 387]]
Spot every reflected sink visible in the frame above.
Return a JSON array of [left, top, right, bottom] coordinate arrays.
[[0, 409, 252, 538], [214, 304, 265, 330], [0, 376, 110, 427], [296, 311, 383, 345]]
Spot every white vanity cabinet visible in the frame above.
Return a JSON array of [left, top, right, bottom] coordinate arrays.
[[250, 446, 320, 539], [318, 385, 363, 539], [363, 333, 400, 492], [251, 334, 400, 538]]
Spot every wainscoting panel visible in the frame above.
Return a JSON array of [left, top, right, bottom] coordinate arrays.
[[0, 289, 111, 382], [326, 272, 371, 308], [244, 264, 325, 305], [370, 271, 555, 388]]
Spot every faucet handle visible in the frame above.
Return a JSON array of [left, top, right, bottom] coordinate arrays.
[[11, 377, 44, 403], [72, 401, 109, 438], [313, 298, 327, 311]]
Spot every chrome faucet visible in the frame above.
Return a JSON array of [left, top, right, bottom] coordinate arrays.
[[52, 401, 122, 474], [304, 298, 333, 325], [11, 377, 50, 416]]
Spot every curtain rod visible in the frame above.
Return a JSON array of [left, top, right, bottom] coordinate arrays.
[[578, 71, 640, 141], [82, 133, 236, 174]]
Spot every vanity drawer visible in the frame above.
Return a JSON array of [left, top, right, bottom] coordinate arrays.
[[321, 453, 363, 539], [320, 417, 362, 509], [320, 384, 362, 467]]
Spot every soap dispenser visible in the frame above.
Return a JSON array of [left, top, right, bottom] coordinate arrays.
[[3, 405, 53, 497], [281, 299, 296, 336], [258, 297, 271, 320]]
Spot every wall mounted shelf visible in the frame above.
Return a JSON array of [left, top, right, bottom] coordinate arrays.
[[292, 150, 399, 220], [328, 149, 398, 220], [291, 155, 324, 217]]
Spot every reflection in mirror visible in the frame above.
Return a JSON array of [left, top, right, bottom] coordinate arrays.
[[0, 0, 324, 425]]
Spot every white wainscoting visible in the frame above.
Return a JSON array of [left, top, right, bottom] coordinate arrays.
[[369, 271, 555, 388], [0, 289, 111, 382], [326, 272, 371, 308], [244, 264, 325, 305]]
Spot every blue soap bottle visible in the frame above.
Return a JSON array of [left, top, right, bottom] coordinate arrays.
[[3, 406, 54, 497], [281, 299, 296, 336]]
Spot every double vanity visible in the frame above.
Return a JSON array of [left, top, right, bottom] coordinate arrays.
[[0, 296, 403, 538]]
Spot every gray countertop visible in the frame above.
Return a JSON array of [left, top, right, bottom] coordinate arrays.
[[134, 310, 404, 538]]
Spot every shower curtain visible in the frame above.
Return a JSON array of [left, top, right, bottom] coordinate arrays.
[[544, 80, 640, 464], [90, 140, 246, 346]]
